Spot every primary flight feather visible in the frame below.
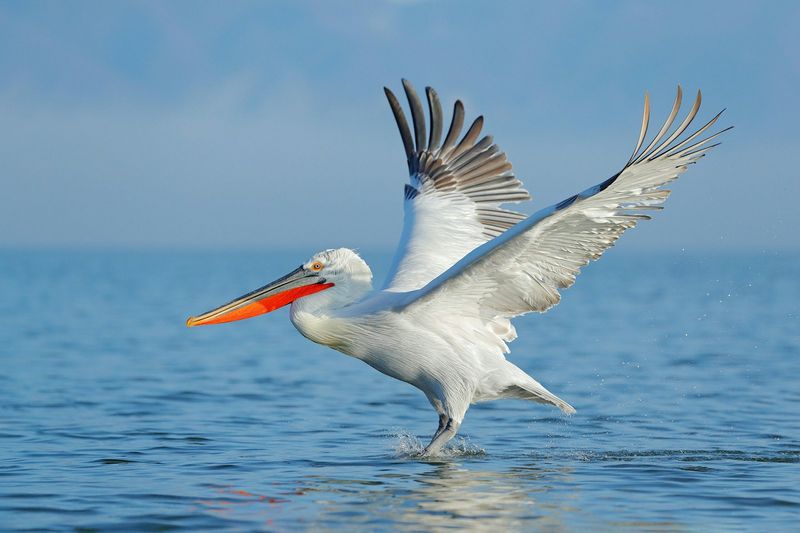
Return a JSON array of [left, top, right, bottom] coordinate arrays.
[[187, 81, 729, 456]]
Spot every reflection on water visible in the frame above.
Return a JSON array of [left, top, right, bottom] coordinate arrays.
[[187, 442, 799, 531], [1, 249, 798, 530], [303, 461, 577, 531]]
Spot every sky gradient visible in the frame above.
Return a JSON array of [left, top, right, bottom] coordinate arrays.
[[1, 0, 797, 251]]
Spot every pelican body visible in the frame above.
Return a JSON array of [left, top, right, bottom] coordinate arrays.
[[188, 81, 729, 456]]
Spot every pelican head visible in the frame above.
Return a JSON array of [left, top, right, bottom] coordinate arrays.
[[186, 248, 372, 327]]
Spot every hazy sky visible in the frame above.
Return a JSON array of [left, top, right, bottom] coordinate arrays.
[[1, 0, 797, 251]]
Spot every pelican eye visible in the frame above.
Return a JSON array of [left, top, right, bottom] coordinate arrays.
[[309, 261, 324, 272]]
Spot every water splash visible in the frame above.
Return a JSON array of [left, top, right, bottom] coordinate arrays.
[[392, 429, 424, 456], [390, 429, 486, 459]]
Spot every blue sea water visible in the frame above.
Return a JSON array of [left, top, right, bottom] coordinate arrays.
[[0, 248, 798, 531]]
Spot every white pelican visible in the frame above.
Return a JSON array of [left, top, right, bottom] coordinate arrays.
[[187, 81, 729, 456]]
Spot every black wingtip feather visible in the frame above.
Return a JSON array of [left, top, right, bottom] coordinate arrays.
[[426, 86, 443, 151], [384, 85, 415, 163], [441, 100, 465, 154], [402, 79, 427, 152]]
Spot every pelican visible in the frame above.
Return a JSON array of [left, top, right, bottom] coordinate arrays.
[[187, 81, 729, 456]]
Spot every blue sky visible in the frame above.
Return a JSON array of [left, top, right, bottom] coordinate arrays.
[[1, 0, 797, 250]]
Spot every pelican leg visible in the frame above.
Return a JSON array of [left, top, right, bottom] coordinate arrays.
[[430, 413, 448, 441], [421, 417, 460, 457]]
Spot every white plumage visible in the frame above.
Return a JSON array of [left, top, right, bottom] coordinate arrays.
[[188, 81, 729, 456]]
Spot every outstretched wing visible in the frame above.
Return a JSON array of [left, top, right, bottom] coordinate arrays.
[[382, 80, 531, 291], [397, 87, 730, 352]]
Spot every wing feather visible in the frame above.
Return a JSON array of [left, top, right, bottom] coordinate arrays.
[[383, 87, 414, 163], [449, 116, 484, 159], [426, 87, 443, 151], [383, 80, 532, 291], [627, 92, 651, 165], [632, 86, 683, 164], [402, 79, 427, 152], [441, 100, 465, 154], [395, 88, 730, 354]]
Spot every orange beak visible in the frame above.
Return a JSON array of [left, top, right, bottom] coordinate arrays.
[[186, 266, 334, 327]]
